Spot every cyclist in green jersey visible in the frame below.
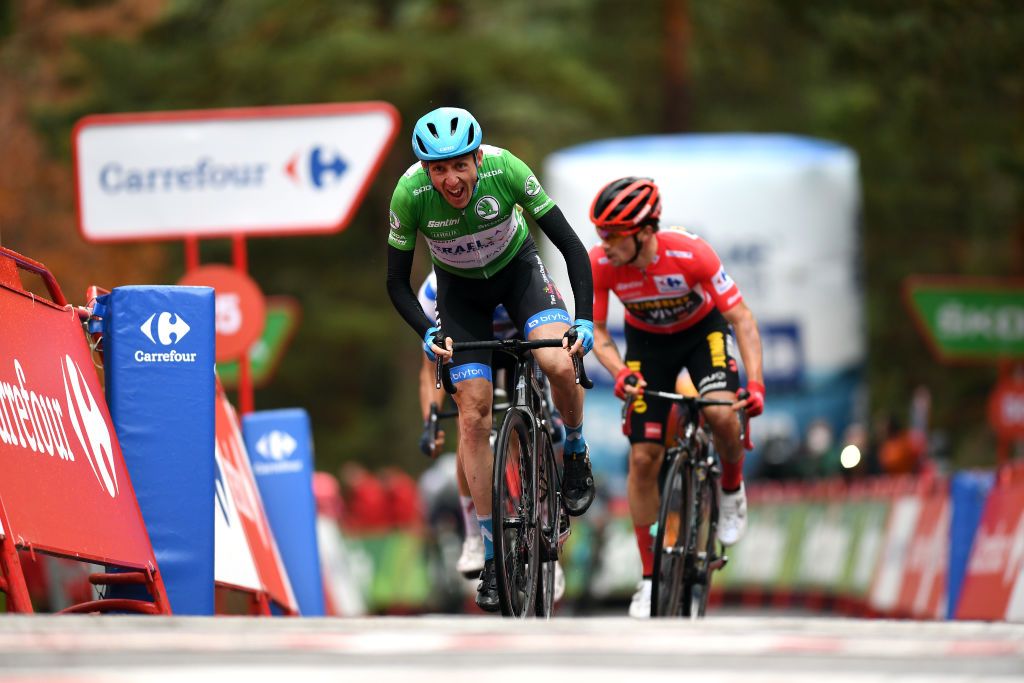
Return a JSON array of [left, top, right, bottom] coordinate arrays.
[[386, 107, 596, 612]]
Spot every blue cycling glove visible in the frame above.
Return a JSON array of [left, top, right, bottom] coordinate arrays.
[[570, 319, 594, 355], [423, 325, 444, 361]]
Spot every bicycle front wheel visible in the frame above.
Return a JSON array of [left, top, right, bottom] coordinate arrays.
[[534, 431, 559, 617], [492, 408, 540, 618], [651, 449, 692, 617]]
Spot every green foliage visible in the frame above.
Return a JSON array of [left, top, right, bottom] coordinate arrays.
[[28, 0, 1024, 471]]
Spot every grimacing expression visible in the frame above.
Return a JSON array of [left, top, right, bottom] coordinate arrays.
[[600, 231, 641, 267], [424, 150, 481, 210]]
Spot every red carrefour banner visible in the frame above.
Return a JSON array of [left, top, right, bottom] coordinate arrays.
[[895, 491, 948, 619], [0, 284, 157, 569], [956, 479, 1024, 620], [214, 385, 297, 613]]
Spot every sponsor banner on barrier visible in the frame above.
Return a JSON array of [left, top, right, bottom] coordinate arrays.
[[897, 492, 949, 619], [869, 494, 922, 613], [215, 388, 298, 613], [214, 444, 261, 593], [244, 409, 325, 616], [103, 285, 216, 614], [845, 499, 890, 599], [717, 503, 790, 589], [956, 480, 1024, 621], [0, 287, 157, 569], [797, 502, 852, 591]]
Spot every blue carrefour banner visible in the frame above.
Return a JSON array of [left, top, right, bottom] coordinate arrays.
[[101, 285, 216, 615], [243, 408, 324, 616], [947, 470, 994, 619]]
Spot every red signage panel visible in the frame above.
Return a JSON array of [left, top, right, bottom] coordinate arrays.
[[214, 386, 297, 613], [0, 286, 157, 569], [179, 265, 266, 362], [955, 481, 1024, 620]]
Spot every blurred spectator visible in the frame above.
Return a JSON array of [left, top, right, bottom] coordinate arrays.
[[379, 467, 423, 529], [337, 462, 390, 533], [797, 418, 842, 480]]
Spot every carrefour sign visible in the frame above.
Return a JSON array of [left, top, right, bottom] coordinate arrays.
[[73, 102, 399, 242]]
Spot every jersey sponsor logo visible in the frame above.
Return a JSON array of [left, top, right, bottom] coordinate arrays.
[[706, 331, 727, 368], [479, 169, 504, 179], [524, 175, 542, 197], [697, 371, 728, 393], [427, 218, 460, 228], [475, 195, 500, 221], [412, 184, 433, 196], [712, 266, 735, 295], [665, 250, 693, 259], [615, 281, 644, 291], [449, 363, 493, 384], [623, 292, 704, 326], [653, 274, 689, 294], [644, 422, 663, 441], [427, 218, 518, 269], [389, 210, 401, 231], [525, 308, 571, 331]]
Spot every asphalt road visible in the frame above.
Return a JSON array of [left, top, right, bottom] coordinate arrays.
[[0, 614, 1021, 682]]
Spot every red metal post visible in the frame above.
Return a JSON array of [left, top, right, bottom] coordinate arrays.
[[233, 234, 254, 415], [0, 534, 33, 613], [184, 236, 200, 273]]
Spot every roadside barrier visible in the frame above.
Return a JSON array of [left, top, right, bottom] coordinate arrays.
[[0, 247, 169, 614]]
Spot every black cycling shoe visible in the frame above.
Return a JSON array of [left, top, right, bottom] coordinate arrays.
[[561, 446, 596, 517], [476, 558, 500, 613]]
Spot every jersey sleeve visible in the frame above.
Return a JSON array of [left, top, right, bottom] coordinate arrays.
[[501, 150, 555, 219], [387, 181, 418, 251], [589, 246, 611, 324], [689, 233, 743, 311]]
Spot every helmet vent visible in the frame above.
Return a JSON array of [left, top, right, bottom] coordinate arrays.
[[426, 122, 439, 138], [467, 124, 475, 146], [450, 118, 459, 135]]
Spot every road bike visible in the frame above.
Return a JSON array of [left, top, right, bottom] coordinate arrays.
[[636, 388, 747, 618], [437, 335, 591, 617]]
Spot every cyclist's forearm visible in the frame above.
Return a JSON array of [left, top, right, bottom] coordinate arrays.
[[535, 206, 593, 321], [724, 303, 764, 386], [593, 322, 625, 375], [386, 245, 433, 337]]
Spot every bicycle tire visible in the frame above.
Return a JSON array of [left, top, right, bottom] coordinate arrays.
[[689, 469, 719, 617], [651, 449, 690, 617], [492, 407, 540, 618], [534, 431, 559, 617]]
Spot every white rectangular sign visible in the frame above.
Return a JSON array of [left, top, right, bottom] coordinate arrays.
[[73, 103, 399, 242]]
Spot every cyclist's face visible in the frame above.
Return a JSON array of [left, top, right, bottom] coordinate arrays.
[[425, 150, 481, 209], [600, 231, 641, 266]]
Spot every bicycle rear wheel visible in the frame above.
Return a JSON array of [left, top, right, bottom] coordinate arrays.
[[492, 408, 540, 617], [534, 432, 559, 617]]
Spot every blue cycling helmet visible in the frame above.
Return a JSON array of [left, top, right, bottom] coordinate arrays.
[[411, 107, 482, 161]]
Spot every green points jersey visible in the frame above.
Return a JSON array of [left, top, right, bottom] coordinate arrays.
[[388, 145, 555, 279]]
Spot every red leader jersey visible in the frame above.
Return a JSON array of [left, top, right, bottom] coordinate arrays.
[[590, 227, 743, 335]]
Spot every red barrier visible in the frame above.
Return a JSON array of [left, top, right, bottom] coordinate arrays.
[[214, 384, 297, 615], [0, 247, 169, 614], [955, 474, 1024, 621]]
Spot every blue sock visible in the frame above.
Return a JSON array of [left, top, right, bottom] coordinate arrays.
[[478, 515, 494, 561], [564, 422, 586, 455]]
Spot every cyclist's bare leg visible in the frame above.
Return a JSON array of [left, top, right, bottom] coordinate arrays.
[[450, 377, 495, 513], [627, 442, 666, 526], [528, 321, 583, 427], [455, 455, 472, 497], [702, 390, 743, 466]]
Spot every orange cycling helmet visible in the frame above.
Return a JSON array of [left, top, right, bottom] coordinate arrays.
[[589, 176, 662, 238]]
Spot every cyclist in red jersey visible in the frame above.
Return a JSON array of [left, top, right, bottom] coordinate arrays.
[[586, 177, 765, 618]]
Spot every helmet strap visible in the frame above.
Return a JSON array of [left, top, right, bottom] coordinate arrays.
[[625, 233, 643, 266]]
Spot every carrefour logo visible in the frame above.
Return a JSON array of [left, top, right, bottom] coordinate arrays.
[[285, 146, 347, 189], [62, 356, 118, 498], [0, 357, 118, 498], [140, 312, 190, 345], [136, 312, 198, 363], [475, 195, 500, 221], [251, 429, 303, 475]]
